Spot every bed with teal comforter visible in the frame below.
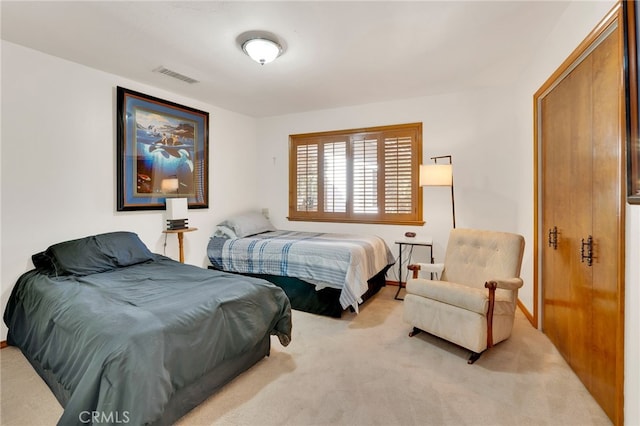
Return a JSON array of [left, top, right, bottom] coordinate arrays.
[[3, 232, 292, 426]]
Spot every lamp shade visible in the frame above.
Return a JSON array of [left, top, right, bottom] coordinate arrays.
[[242, 38, 282, 65], [166, 198, 188, 220], [420, 164, 453, 186]]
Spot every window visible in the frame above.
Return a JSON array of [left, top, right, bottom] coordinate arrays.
[[289, 123, 423, 225]]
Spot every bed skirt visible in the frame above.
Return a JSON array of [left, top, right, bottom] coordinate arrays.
[[209, 265, 391, 318]]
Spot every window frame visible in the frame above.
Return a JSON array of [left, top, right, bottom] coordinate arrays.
[[288, 122, 423, 225]]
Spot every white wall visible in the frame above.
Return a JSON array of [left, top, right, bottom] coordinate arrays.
[[2, 1, 638, 423], [0, 41, 259, 340], [626, 204, 640, 426], [513, 0, 616, 321], [511, 1, 639, 424], [256, 86, 521, 282], [255, 2, 640, 424]]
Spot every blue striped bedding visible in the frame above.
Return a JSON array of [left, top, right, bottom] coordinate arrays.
[[207, 230, 395, 311]]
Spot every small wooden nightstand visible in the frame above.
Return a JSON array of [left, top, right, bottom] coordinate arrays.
[[394, 238, 433, 300], [163, 228, 198, 263]]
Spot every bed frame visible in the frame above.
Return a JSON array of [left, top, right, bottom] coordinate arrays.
[[209, 265, 391, 318]]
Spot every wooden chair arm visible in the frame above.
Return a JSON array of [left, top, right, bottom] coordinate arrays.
[[408, 264, 421, 279], [484, 281, 498, 349]]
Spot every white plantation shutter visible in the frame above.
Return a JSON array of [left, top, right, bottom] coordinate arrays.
[[323, 141, 347, 213], [296, 144, 318, 212], [353, 137, 379, 214], [384, 136, 413, 214], [289, 123, 422, 224]]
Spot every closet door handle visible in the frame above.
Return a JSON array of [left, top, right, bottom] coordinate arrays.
[[581, 235, 593, 266], [548, 226, 558, 249]]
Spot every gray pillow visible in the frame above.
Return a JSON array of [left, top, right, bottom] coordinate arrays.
[[44, 231, 154, 276], [218, 211, 275, 238]]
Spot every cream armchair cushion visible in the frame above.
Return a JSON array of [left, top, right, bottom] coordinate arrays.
[[403, 228, 525, 363]]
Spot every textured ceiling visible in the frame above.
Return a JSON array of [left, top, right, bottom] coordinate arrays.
[[1, 1, 571, 117]]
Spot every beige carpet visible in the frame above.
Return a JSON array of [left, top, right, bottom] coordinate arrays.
[[1, 286, 612, 426]]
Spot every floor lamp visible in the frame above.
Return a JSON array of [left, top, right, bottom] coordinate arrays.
[[420, 155, 456, 228]]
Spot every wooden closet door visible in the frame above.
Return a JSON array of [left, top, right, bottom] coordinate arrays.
[[539, 16, 623, 424], [541, 50, 594, 387], [589, 27, 622, 419]]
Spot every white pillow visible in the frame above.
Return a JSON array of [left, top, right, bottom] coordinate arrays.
[[218, 211, 275, 238], [214, 225, 237, 239]]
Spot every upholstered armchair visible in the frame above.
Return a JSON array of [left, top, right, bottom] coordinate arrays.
[[403, 228, 525, 363]]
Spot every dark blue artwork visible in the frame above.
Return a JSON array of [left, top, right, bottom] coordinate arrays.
[[133, 110, 196, 195], [117, 87, 209, 211]]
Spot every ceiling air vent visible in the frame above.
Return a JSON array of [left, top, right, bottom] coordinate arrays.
[[153, 66, 199, 84]]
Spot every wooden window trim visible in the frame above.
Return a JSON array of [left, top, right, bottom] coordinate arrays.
[[288, 123, 424, 225]]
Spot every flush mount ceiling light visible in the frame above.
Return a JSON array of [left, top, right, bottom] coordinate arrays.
[[238, 31, 285, 65], [242, 37, 282, 65]]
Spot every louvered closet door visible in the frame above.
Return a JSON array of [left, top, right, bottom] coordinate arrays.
[[539, 14, 623, 424]]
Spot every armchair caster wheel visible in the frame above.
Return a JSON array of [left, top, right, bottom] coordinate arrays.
[[467, 351, 483, 364], [408, 327, 422, 337]]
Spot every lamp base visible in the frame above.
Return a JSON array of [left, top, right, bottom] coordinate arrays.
[[166, 219, 189, 230]]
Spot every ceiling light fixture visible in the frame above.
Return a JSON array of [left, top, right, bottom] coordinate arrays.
[[242, 37, 283, 65]]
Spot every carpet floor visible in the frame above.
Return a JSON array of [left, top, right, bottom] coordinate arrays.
[[1, 286, 612, 426]]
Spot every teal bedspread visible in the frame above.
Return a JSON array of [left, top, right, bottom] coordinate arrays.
[[4, 255, 292, 425]]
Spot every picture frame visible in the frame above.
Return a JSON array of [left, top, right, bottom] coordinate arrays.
[[625, 0, 640, 204], [116, 87, 209, 211]]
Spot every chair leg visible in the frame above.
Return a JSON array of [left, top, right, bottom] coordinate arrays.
[[408, 327, 422, 337], [467, 351, 483, 364]]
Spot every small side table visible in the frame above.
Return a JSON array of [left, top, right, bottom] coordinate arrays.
[[163, 227, 198, 263], [394, 238, 433, 300]]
